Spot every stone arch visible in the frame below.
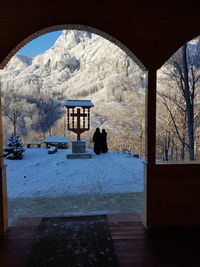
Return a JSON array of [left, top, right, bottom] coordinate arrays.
[[0, 24, 146, 71]]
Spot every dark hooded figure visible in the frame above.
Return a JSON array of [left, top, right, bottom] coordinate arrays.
[[92, 128, 101, 155], [100, 129, 108, 153]]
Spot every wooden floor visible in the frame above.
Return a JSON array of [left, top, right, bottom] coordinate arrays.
[[1, 214, 200, 266]]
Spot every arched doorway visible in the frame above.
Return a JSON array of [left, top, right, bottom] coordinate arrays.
[[0, 24, 147, 232]]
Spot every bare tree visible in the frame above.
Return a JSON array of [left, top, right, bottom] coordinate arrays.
[[158, 40, 200, 160], [2, 90, 26, 136]]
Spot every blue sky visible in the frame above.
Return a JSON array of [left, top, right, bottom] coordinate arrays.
[[18, 31, 62, 57]]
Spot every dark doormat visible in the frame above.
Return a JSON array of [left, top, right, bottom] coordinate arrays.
[[26, 215, 119, 267]]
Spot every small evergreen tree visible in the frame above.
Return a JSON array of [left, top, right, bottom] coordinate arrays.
[[4, 135, 25, 159]]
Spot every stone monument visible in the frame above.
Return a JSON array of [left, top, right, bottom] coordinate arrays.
[[64, 100, 94, 159]]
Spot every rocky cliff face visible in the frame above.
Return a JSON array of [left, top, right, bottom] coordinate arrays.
[[0, 30, 146, 149]]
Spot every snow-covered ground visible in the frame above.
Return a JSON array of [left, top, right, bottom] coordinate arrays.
[[5, 148, 144, 199]]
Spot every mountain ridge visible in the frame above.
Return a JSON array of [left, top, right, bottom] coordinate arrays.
[[0, 30, 145, 152]]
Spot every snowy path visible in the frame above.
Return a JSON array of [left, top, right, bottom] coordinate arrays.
[[5, 148, 144, 198]]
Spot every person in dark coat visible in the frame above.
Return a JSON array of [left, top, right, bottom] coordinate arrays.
[[92, 128, 101, 155], [100, 129, 108, 153]]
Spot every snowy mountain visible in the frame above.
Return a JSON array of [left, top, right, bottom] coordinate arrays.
[[0, 30, 146, 148], [1, 30, 144, 96]]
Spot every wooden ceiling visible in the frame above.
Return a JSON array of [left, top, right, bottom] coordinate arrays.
[[0, 0, 200, 69]]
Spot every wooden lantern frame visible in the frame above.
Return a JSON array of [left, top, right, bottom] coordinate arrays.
[[64, 100, 94, 141]]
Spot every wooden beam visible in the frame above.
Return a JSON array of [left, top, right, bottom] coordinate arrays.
[[0, 165, 8, 233], [0, 81, 8, 233], [145, 69, 157, 165], [144, 68, 157, 227]]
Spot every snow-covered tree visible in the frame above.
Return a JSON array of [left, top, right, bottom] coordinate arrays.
[[1, 89, 34, 137], [3, 135, 25, 159], [2, 90, 23, 136]]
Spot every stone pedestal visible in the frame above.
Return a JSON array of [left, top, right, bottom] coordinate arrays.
[[67, 140, 92, 159], [72, 140, 86, 153], [67, 153, 92, 159]]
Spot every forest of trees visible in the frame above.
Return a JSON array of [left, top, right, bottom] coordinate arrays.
[[2, 90, 64, 139]]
